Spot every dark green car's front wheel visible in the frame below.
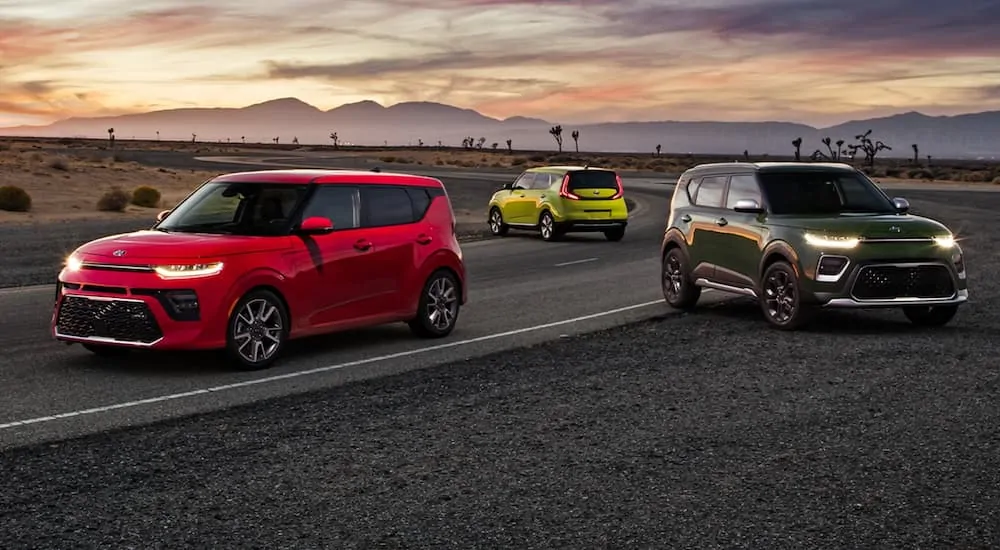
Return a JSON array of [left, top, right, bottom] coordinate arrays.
[[759, 261, 815, 330]]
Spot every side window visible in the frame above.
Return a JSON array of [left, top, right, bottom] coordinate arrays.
[[361, 186, 415, 227], [532, 173, 552, 189], [693, 176, 726, 208], [512, 173, 534, 190], [406, 187, 432, 220], [725, 175, 762, 209], [685, 178, 701, 203], [299, 185, 359, 230]]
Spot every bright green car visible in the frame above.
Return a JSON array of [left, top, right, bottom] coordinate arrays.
[[661, 162, 969, 329], [487, 166, 629, 241]]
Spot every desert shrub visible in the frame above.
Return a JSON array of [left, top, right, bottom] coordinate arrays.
[[48, 157, 69, 171], [992, 176, 1000, 185], [379, 156, 396, 162], [131, 185, 161, 208], [0, 141, 10, 151], [528, 154, 546, 162], [96, 187, 130, 212], [0, 185, 31, 212], [907, 168, 934, 180], [511, 157, 527, 166]]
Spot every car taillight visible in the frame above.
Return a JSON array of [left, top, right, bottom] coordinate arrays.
[[611, 174, 624, 200], [558, 174, 580, 200]]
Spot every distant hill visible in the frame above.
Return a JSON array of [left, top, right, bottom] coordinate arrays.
[[2, 98, 998, 159]]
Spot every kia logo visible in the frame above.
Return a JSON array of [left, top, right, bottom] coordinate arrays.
[[113, 249, 127, 257]]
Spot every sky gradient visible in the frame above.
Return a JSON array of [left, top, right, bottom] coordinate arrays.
[[2, 0, 999, 128]]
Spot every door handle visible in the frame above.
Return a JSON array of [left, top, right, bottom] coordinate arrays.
[[540, 194, 546, 199], [681, 214, 692, 223], [416, 233, 433, 245], [353, 239, 372, 252], [716, 217, 728, 226], [516, 193, 525, 197]]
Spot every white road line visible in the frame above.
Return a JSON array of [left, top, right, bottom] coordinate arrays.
[[555, 257, 598, 267], [0, 298, 677, 431], [0, 284, 54, 295]]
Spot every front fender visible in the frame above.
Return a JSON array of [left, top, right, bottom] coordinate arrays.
[[660, 227, 690, 259], [218, 266, 292, 328]]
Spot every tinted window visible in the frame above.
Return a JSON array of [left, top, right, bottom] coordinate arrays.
[[156, 182, 309, 236], [567, 170, 618, 190], [361, 186, 415, 227], [512, 173, 533, 189], [532, 173, 553, 189], [726, 175, 762, 209], [406, 187, 432, 220], [300, 185, 359, 230], [758, 170, 896, 215], [693, 176, 725, 207]]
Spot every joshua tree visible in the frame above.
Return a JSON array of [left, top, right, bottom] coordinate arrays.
[[549, 125, 563, 152], [848, 129, 891, 168], [506, 139, 512, 153], [418, 139, 424, 147], [437, 140, 442, 148], [226, 137, 231, 143], [912, 143, 919, 165], [462, 137, 473, 149], [792, 137, 802, 161], [743, 150, 750, 161], [330, 132, 339, 149], [273, 137, 279, 144], [655, 144, 662, 157], [835, 139, 845, 160], [191, 133, 196, 143], [476, 137, 486, 149], [292, 137, 299, 145], [241, 136, 246, 144], [822, 137, 836, 160], [155, 130, 159, 141], [571, 129, 580, 152], [492, 142, 498, 151], [107, 128, 115, 147]]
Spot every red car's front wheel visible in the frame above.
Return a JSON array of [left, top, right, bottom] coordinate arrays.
[[225, 288, 290, 370]]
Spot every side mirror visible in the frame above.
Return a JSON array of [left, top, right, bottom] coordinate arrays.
[[502, 182, 514, 190], [297, 216, 335, 235], [733, 199, 765, 214], [156, 209, 171, 222], [892, 197, 910, 212]]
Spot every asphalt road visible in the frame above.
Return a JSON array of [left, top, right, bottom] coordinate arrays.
[[3, 152, 1000, 546]]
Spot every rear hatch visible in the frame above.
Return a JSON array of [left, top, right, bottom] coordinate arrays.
[[560, 169, 626, 218]]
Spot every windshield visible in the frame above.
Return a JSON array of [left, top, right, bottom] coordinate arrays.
[[156, 181, 309, 235], [758, 170, 896, 215]]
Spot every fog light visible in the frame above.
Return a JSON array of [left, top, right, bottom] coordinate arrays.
[[816, 255, 849, 282], [160, 290, 200, 321]]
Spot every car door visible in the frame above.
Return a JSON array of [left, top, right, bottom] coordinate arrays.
[[685, 175, 728, 282], [357, 185, 419, 318], [283, 184, 370, 328], [525, 172, 552, 221], [503, 172, 536, 223], [713, 174, 768, 289]]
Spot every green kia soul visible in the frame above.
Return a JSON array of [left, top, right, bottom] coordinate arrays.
[[660, 162, 969, 329]]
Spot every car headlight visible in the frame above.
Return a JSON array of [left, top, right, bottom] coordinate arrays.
[[153, 262, 223, 279], [804, 233, 860, 249], [933, 235, 955, 248], [65, 254, 83, 271]]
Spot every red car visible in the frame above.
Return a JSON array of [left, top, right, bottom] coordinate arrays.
[[52, 169, 467, 369]]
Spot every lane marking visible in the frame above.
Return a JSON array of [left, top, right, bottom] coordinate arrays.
[[0, 284, 54, 296], [0, 296, 706, 431], [555, 257, 598, 267]]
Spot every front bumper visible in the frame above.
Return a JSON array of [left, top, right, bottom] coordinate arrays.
[[809, 259, 968, 308], [52, 267, 232, 350]]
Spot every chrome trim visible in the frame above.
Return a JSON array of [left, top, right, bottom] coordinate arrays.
[[53, 331, 163, 348], [860, 237, 934, 243], [848, 262, 958, 302], [61, 293, 145, 303], [695, 278, 758, 297], [815, 254, 850, 283], [81, 261, 154, 272], [825, 289, 968, 308]]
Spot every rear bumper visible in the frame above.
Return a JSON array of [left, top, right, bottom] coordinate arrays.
[[557, 219, 628, 232]]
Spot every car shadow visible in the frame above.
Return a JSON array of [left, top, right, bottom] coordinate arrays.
[[67, 323, 425, 376], [695, 297, 961, 335]]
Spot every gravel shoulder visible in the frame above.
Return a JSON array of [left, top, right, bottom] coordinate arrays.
[[1, 192, 998, 548]]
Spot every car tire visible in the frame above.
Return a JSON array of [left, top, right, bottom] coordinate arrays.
[[662, 247, 701, 310], [759, 261, 814, 330], [539, 210, 561, 241], [82, 343, 131, 358], [903, 304, 958, 327], [225, 288, 289, 370], [488, 207, 509, 236], [604, 226, 626, 242], [408, 269, 461, 338]]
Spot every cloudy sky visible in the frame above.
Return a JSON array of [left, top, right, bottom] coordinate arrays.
[[2, 0, 999, 127]]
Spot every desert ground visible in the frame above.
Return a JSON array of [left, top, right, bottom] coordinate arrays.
[[1, 136, 998, 223]]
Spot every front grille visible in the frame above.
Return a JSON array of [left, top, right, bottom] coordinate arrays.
[[56, 295, 163, 344], [851, 264, 955, 300]]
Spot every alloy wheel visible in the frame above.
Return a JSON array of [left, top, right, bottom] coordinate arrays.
[[232, 297, 283, 364], [763, 269, 796, 323], [426, 275, 458, 331], [489, 209, 503, 234], [663, 253, 683, 300], [540, 213, 554, 240]]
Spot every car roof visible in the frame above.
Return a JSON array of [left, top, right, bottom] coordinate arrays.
[[683, 161, 859, 175], [210, 169, 443, 187], [528, 165, 615, 173]]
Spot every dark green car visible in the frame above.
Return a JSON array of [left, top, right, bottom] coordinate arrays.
[[660, 162, 968, 329]]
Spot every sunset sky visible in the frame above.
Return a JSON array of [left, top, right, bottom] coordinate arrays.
[[2, 0, 999, 128]]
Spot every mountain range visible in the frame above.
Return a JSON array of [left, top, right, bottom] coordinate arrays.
[[2, 97, 999, 159]]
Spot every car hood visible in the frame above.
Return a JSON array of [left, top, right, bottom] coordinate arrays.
[[73, 230, 291, 260], [769, 213, 952, 239]]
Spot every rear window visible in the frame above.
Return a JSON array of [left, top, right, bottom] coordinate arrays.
[[567, 170, 618, 190]]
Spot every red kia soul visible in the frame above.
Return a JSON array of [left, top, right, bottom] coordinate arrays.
[[52, 169, 468, 370]]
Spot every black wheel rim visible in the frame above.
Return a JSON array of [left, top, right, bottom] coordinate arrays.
[[763, 269, 796, 323], [663, 254, 683, 300]]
